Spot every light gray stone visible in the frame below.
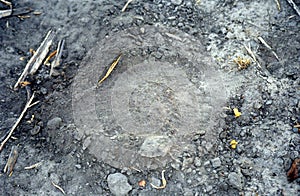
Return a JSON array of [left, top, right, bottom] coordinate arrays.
[[47, 117, 62, 130], [211, 157, 221, 168], [228, 172, 242, 190], [171, 0, 183, 6], [107, 173, 132, 196]]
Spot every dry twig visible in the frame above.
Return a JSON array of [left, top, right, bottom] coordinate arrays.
[[257, 36, 280, 61], [0, 9, 12, 18], [24, 161, 42, 170], [275, 0, 281, 11], [4, 146, 18, 176], [14, 30, 55, 90], [50, 39, 65, 76], [122, 0, 133, 12], [244, 44, 261, 68], [52, 181, 66, 195], [0, 92, 37, 151], [286, 0, 300, 17]]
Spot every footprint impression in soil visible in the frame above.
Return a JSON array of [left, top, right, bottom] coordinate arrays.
[[72, 24, 228, 169]]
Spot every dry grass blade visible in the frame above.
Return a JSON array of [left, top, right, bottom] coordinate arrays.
[[44, 50, 57, 65], [275, 0, 281, 11], [24, 161, 42, 170], [257, 36, 280, 61], [52, 181, 66, 195], [14, 30, 55, 90], [4, 146, 18, 176], [97, 53, 122, 86], [244, 44, 261, 68], [0, 92, 37, 151], [122, 0, 133, 12], [150, 170, 167, 189], [50, 39, 65, 76], [286, 0, 300, 17]]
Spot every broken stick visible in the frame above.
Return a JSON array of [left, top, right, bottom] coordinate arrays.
[[122, 0, 133, 12], [4, 145, 18, 176], [14, 30, 55, 90], [244, 44, 261, 68], [0, 92, 37, 151], [257, 36, 280, 61], [50, 39, 65, 76], [286, 0, 300, 17]]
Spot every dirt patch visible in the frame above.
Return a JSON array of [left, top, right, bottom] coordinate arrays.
[[1, 0, 299, 195]]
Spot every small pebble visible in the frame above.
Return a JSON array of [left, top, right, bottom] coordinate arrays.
[[107, 173, 132, 196], [211, 157, 221, 168], [171, 0, 183, 6]]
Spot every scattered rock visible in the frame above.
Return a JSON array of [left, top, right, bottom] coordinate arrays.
[[171, 0, 183, 6], [228, 172, 243, 190], [211, 157, 221, 168], [139, 136, 172, 158], [107, 173, 132, 196], [47, 117, 62, 130]]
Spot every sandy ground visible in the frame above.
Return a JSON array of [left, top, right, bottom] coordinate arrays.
[[0, 0, 299, 195]]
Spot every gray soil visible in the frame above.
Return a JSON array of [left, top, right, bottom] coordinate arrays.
[[0, 0, 299, 195]]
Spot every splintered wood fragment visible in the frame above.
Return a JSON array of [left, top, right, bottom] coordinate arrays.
[[122, 0, 133, 12], [287, 158, 300, 181], [275, 0, 281, 11], [4, 146, 18, 176], [0, 7, 32, 19], [257, 36, 280, 61], [29, 30, 55, 74], [0, 9, 12, 19], [286, 0, 300, 17], [97, 53, 122, 86], [50, 39, 65, 76], [25, 161, 42, 170], [244, 44, 261, 68], [14, 30, 55, 90], [52, 181, 66, 195], [12, 7, 32, 16], [0, 92, 37, 152], [0, 0, 12, 6], [150, 170, 167, 189]]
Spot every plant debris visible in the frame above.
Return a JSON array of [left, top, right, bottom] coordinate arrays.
[[14, 30, 55, 90], [122, 0, 133, 12], [0, 92, 38, 151], [4, 146, 18, 176], [150, 170, 167, 189], [52, 181, 66, 195], [230, 139, 238, 149], [24, 161, 42, 170], [286, 0, 300, 17], [234, 56, 251, 70], [50, 39, 65, 76], [233, 108, 242, 118], [287, 158, 300, 182], [97, 53, 122, 86]]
